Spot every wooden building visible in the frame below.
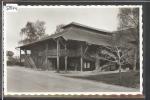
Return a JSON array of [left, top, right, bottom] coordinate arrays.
[[18, 22, 113, 72]]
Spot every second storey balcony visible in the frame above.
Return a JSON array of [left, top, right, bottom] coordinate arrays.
[[38, 49, 81, 57]]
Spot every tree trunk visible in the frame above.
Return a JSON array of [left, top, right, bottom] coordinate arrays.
[[80, 57, 83, 72], [119, 63, 122, 85], [133, 48, 137, 71]]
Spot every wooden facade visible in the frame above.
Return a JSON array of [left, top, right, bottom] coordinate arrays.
[[18, 22, 112, 71]]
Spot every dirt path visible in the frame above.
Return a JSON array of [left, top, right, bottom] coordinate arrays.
[[7, 66, 139, 92]]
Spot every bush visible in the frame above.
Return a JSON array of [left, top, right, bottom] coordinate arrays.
[[101, 63, 118, 71], [7, 57, 24, 66], [7, 57, 17, 66], [15, 62, 24, 66]]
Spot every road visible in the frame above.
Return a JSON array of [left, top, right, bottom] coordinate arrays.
[[7, 66, 139, 92]]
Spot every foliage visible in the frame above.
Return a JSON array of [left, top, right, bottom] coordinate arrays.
[[7, 57, 17, 65], [97, 34, 133, 84], [99, 34, 132, 69], [118, 8, 139, 29], [7, 51, 14, 57], [117, 8, 139, 70], [6, 51, 23, 66], [7, 56, 24, 66], [55, 24, 65, 34], [19, 20, 47, 44], [100, 45, 132, 71], [98, 8, 140, 81]]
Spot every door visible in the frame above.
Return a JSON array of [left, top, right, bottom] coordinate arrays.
[[48, 58, 57, 70]]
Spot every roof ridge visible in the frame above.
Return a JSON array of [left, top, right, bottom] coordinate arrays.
[[63, 22, 112, 35]]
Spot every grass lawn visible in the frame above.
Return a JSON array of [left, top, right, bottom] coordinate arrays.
[[67, 71, 140, 88]]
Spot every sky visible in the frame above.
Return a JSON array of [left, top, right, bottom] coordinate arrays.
[[4, 6, 120, 56]]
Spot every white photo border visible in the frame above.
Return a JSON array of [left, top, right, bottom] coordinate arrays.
[[3, 5, 143, 96]]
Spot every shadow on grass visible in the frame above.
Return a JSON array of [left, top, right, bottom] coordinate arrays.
[[66, 71, 140, 88]]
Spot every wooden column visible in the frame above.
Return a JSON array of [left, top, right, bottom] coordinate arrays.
[[45, 43, 48, 70], [80, 45, 83, 72], [24, 50, 27, 55], [95, 49, 100, 70], [20, 48, 21, 63], [95, 55, 100, 70], [56, 39, 60, 72], [80, 57, 83, 72], [65, 43, 68, 72], [65, 56, 68, 72]]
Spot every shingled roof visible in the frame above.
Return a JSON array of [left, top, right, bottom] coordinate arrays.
[[18, 22, 112, 48]]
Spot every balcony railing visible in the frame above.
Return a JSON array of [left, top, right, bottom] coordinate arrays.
[[38, 49, 81, 57], [47, 49, 66, 56]]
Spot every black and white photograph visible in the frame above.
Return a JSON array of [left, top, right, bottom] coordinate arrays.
[[3, 5, 143, 95]]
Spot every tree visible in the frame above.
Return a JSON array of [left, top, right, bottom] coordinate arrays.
[[19, 20, 47, 44], [55, 24, 65, 34], [99, 35, 132, 84], [118, 8, 139, 29], [117, 8, 139, 70], [7, 51, 16, 65], [7, 51, 14, 57]]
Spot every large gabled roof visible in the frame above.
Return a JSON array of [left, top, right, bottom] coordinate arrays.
[[63, 22, 112, 35], [18, 22, 112, 48]]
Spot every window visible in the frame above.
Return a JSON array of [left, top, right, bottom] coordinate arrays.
[[84, 62, 90, 68], [87, 62, 90, 68], [84, 63, 86, 68], [27, 50, 31, 55]]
